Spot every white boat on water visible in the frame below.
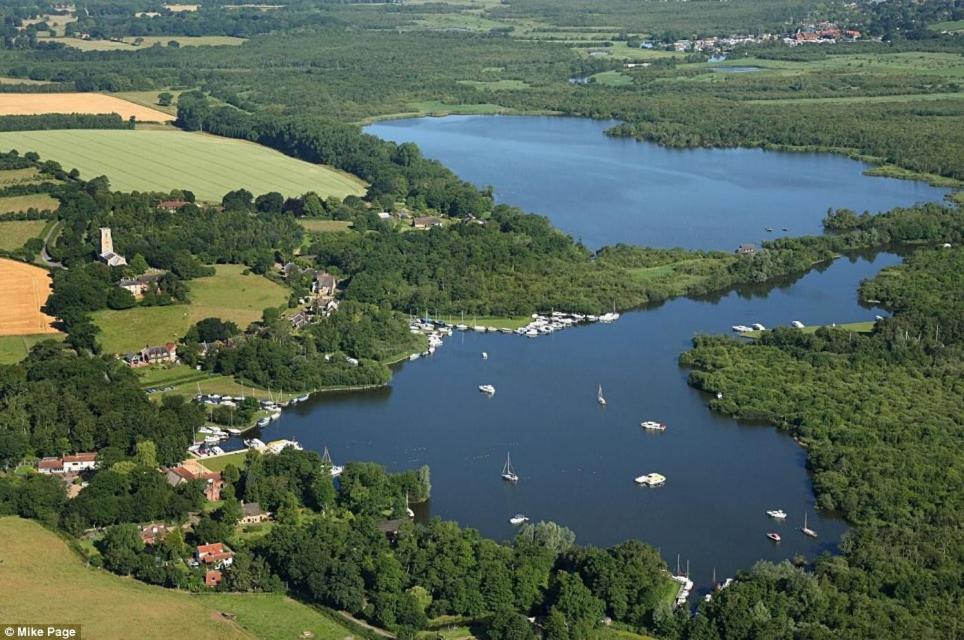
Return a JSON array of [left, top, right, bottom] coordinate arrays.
[[509, 514, 529, 525], [597, 384, 607, 406], [766, 509, 787, 519], [203, 435, 221, 445], [409, 353, 420, 361], [456, 324, 468, 331], [479, 384, 496, 395], [244, 438, 266, 450], [473, 326, 486, 333], [634, 473, 666, 487], [802, 512, 818, 538], [501, 452, 519, 483], [226, 428, 243, 435], [526, 329, 539, 338], [481, 352, 488, 360], [256, 417, 271, 428], [641, 420, 667, 431], [732, 325, 753, 333], [321, 447, 344, 477], [752, 323, 767, 331], [791, 320, 805, 329]]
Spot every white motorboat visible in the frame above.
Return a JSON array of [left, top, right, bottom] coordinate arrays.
[[597, 384, 606, 406], [752, 323, 767, 331], [766, 509, 787, 519], [509, 514, 529, 526], [481, 352, 488, 360], [791, 320, 805, 328], [634, 473, 666, 487], [256, 417, 271, 428], [640, 420, 667, 431], [479, 384, 496, 395]]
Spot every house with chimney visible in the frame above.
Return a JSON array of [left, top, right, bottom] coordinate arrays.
[[162, 464, 224, 501], [98, 227, 127, 267], [196, 542, 234, 568], [313, 271, 338, 297], [37, 452, 98, 475], [118, 273, 163, 299], [124, 343, 177, 367]]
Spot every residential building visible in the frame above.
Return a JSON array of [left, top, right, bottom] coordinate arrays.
[[412, 216, 442, 230], [98, 227, 127, 267], [205, 569, 223, 587], [157, 199, 189, 212], [240, 502, 271, 525], [125, 343, 178, 367], [163, 465, 224, 501], [290, 310, 311, 330], [196, 542, 234, 568], [313, 271, 338, 296], [736, 243, 756, 256], [118, 273, 162, 299], [139, 523, 173, 545], [37, 452, 98, 475]]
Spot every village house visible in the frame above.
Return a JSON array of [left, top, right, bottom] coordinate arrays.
[[139, 523, 173, 545], [37, 452, 98, 475], [289, 310, 311, 330], [240, 502, 271, 525], [313, 271, 338, 297], [412, 216, 442, 230], [98, 227, 127, 267], [125, 343, 177, 367], [736, 243, 756, 256], [117, 273, 162, 299], [157, 199, 189, 212], [196, 542, 234, 568], [163, 465, 224, 501]]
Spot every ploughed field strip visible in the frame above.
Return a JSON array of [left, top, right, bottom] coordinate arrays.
[[0, 258, 59, 336], [0, 93, 173, 121]]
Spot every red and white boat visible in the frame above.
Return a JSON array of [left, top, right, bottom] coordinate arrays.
[[640, 420, 668, 432], [766, 532, 782, 542]]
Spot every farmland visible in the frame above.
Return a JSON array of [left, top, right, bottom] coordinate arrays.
[[0, 194, 59, 214], [38, 35, 246, 51], [92, 265, 289, 353], [0, 93, 173, 121], [0, 219, 47, 250], [0, 517, 354, 640], [0, 333, 63, 364], [0, 129, 368, 201], [0, 258, 60, 336]]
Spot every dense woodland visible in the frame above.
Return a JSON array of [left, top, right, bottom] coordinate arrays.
[[679, 246, 963, 639]]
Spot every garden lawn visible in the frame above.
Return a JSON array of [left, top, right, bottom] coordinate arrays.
[[93, 265, 288, 353]]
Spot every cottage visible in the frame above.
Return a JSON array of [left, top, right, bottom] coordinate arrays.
[[163, 465, 224, 501], [157, 199, 189, 212], [735, 243, 756, 256], [240, 502, 271, 525], [98, 227, 127, 267], [139, 523, 173, 545], [38, 452, 98, 475], [118, 273, 162, 299], [313, 271, 338, 297], [412, 216, 442, 230], [290, 310, 311, 330], [196, 542, 234, 568]]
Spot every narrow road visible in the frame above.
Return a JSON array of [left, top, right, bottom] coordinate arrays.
[[40, 220, 63, 269]]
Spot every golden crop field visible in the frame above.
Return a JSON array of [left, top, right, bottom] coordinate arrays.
[[0, 258, 60, 336], [0, 93, 173, 121]]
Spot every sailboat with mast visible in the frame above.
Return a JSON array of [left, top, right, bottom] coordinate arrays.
[[801, 512, 818, 538], [501, 452, 519, 483], [321, 447, 344, 478], [597, 384, 607, 406]]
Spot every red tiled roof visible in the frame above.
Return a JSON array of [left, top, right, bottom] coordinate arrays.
[[63, 453, 97, 463], [38, 457, 63, 469]]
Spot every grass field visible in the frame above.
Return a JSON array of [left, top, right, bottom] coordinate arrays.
[[0, 93, 173, 121], [0, 75, 52, 85], [0, 193, 59, 214], [744, 321, 876, 338], [0, 517, 354, 640], [297, 219, 353, 232], [39, 35, 245, 51], [589, 70, 633, 86], [0, 129, 367, 202], [0, 258, 59, 336], [0, 167, 44, 185], [0, 333, 64, 364], [93, 265, 288, 353], [0, 219, 47, 249], [200, 450, 249, 472], [457, 79, 530, 91], [109, 89, 185, 116]]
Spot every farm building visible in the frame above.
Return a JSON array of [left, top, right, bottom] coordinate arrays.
[[412, 216, 442, 229]]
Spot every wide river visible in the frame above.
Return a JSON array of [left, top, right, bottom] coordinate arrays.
[[234, 116, 948, 593]]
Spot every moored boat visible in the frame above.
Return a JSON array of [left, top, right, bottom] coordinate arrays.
[[640, 420, 667, 431], [509, 514, 529, 525], [766, 509, 787, 519], [634, 473, 666, 487], [767, 532, 782, 542], [479, 384, 496, 395], [501, 452, 519, 483]]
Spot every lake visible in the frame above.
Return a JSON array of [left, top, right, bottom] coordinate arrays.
[[230, 116, 946, 594], [364, 115, 946, 250]]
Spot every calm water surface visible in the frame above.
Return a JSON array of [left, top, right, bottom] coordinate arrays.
[[235, 118, 940, 592], [236, 252, 899, 591], [364, 115, 946, 249]]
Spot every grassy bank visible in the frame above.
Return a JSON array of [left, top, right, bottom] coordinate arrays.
[[0, 333, 63, 364]]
